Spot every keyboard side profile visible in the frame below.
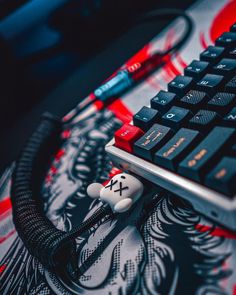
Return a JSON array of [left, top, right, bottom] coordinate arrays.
[[106, 23, 236, 231]]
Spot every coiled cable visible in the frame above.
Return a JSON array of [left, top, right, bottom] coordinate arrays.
[[11, 113, 112, 275]]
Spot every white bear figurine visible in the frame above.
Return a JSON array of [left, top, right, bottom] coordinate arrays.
[[87, 173, 144, 213]]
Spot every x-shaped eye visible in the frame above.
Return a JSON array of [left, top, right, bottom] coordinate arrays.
[[114, 182, 129, 196], [105, 179, 118, 190]]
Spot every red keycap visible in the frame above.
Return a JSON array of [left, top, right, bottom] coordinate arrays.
[[114, 123, 144, 153]]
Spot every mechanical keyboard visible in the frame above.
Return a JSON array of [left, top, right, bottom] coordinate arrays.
[[106, 23, 236, 231]]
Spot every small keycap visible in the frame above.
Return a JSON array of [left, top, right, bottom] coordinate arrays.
[[200, 46, 225, 64], [184, 60, 209, 81], [188, 110, 219, 132], [207, 92, 235, 115], [168, 75, 193, 97], [179, 90, 208, 111], [162, 106, 191, 131], [133, 124, 172, 160], [178, 127, 235, 182], [230, 23, 236, 32], [227, 47, 236, 59], [223, 107, 236, 127], [154, 128, 200, 171], [225, 75, 236, 94], [215, 32, 236, 49], [114, 123, 144, 153], [133, 106, 160, 131], [150, 91, 177, 113], [196, 74, 224, 96], [212, 58, 236, 78], [205, 157, 236, 196]]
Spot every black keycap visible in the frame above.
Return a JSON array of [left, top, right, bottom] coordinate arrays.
[[205, 157, 236, 196], [196, 74, 224, 96], [154, 128, 200, 171], [168, 75, 193, 97], [223, 107, 236, 127], [207, 92, 235, 115], [200, 46, 225, 64], [150, 91, 177, 114], [133, 106, 160, 131], [225, 75, 236, 93], [215, 32, 236, 49], [230, 23, 236, 32], [184, 60, 209, 81], [178, 127, 235, 182], [188, 110, 219, 132], [227, 47, 236, 59], [179, 90, 208, 111], [133, 124, 173, 160], [162, 106, 191, 131], [212, 58, 236, 78]]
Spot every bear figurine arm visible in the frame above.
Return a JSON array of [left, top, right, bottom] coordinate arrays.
[[114, 198, 133, 213], [87, 183, 103, 199]]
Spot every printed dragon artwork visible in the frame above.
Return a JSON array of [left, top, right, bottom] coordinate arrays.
[[0, 110, 233, 295], [1, 1, 236, 293]]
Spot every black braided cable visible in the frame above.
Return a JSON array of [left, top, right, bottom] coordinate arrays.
[[66, 204, 112, 240], [11, 112, 112, 275]]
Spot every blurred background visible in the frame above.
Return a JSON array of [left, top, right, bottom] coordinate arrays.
[[0, 0, 193, 171]]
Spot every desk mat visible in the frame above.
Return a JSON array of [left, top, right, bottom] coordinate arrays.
[[1, 0, 236, 294]]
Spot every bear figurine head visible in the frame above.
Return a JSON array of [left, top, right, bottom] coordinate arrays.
[[87, 173, 144, 213]]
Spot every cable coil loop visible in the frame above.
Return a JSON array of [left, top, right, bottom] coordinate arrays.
[[11, 113, 113, 274], [11, 113, 77, 271]]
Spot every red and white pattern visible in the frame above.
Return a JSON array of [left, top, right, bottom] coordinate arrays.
[[0, 1, 236, 294]]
